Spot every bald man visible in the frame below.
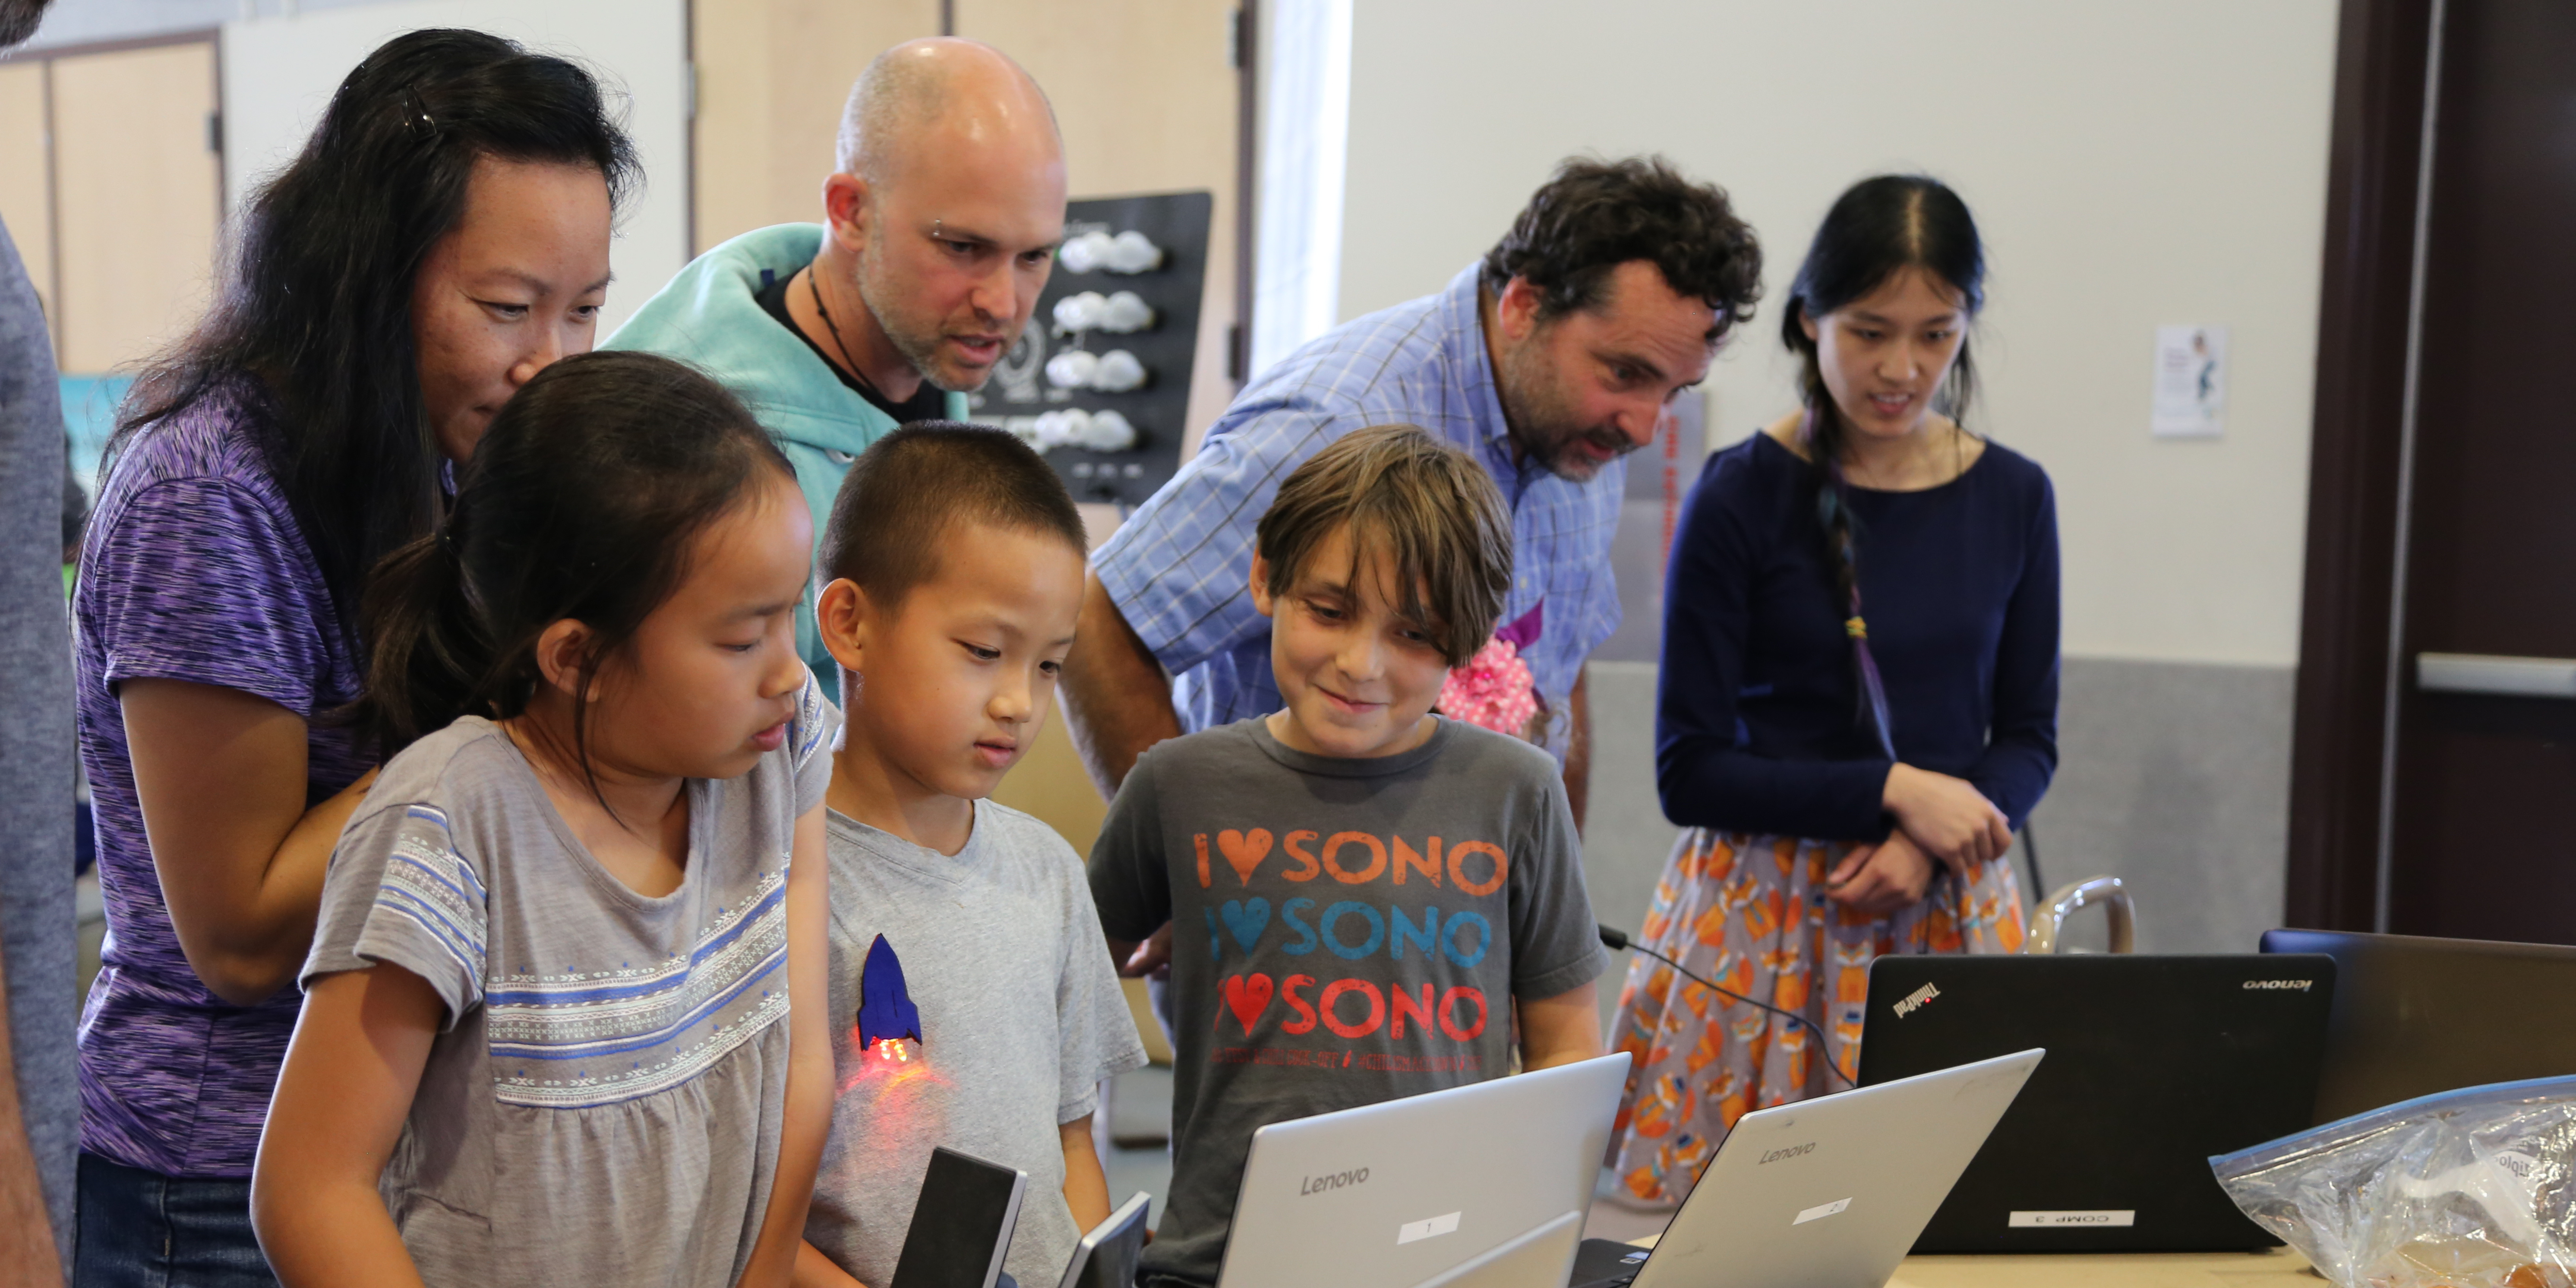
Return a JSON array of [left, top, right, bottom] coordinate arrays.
[[609, 38, 1067, 695]]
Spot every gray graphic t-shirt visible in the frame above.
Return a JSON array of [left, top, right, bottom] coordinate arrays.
[[806, 802, 1147, 1288], [1087, 716, 1606, 1288], [303, 674, 835, 1288]]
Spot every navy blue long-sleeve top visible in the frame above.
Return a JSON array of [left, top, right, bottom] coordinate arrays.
[[1656, 432, 2061, 839]]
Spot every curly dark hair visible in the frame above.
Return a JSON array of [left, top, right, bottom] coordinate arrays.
[[1480, 155, 1763, 340]]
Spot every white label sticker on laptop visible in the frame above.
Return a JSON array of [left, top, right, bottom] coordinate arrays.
[[1793, 1198, 1852, 1226], [2009, 1210, 2136, 1228], [1396, 1212, 1461, 1244]]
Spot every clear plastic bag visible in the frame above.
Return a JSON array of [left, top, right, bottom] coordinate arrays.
[[2212, 1074, 2576, 1288]]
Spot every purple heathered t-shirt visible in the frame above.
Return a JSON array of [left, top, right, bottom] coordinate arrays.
[[73, 393, 372, 1177]]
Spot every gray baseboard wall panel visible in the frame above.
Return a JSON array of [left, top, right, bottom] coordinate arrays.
[[1577, 656, 2295, 1027], [2028, 657, 2295, 956]]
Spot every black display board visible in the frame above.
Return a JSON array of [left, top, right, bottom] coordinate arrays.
[[965, 190, 1212, 507]]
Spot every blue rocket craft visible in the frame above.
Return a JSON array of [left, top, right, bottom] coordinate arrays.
[[856, 934, 924, 1052]]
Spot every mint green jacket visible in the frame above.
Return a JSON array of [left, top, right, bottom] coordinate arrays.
[[604, 224, 967, 697]]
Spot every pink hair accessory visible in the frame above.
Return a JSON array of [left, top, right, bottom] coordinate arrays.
[[1439, 638, 1538, 736]]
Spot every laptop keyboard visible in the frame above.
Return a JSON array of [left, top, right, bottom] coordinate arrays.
[[1568, 1238, 1652, 1288]]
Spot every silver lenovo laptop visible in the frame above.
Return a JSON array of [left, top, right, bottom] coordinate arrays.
[[1213, 1053, 1632, 1288], [1572, 1049, 2043, 1288], [1407, 1210, 1584, 1288]]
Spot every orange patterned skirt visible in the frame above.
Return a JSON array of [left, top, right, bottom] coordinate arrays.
[[1602, 829, 2024, 1207]]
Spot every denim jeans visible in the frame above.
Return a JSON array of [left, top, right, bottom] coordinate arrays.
[[75, 1151, 279, 1288]]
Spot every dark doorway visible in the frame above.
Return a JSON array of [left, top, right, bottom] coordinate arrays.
[[2289, 0, 2576, 942]]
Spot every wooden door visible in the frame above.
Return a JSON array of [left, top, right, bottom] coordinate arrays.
[[2289, 0, 2576, 942], [951, 0, 1244, 455], [684, 1, 1251, 856], [950, 0, 1248, 852], [688, 0, 943, 252], [0, 60, 53, 343], [47, 39, 221, 373], [2380, 1, 2576, 941]]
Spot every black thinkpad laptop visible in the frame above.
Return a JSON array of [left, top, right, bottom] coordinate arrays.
[[1857, 954, 2333, 1253], [2261, 928, 2576, 1124]]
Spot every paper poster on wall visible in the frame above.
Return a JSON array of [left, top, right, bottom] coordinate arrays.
[[2152, 325, 2228, 438]]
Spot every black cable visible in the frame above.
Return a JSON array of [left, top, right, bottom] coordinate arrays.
[[2019, 823, 2044, 902], [1596, 924, 1856, 1090]]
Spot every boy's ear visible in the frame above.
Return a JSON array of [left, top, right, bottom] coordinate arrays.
[[531, 619, 599, 700], [1248, 553, 1277, 621], [815, 578, 870, 671]]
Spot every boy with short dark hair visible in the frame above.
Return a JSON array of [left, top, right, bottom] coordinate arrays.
[[800, 422, 1147, 1288], [1086, 423, 1609, 1288]]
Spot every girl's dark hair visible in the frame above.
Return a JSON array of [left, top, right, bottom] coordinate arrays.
[[1780, 174, 1987, 755], [351, 351, 794, 791], [110, 27, 639, 633]]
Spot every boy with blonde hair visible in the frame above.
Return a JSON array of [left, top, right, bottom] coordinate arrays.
[[801, 422, 1146, 1288], [1087, 423, 1607, 1288]]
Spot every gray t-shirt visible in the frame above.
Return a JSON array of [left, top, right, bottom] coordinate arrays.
[[0, 208, 75, 1266], [809, 801, 1147, 1288], [1087, 717, 1607, 1288], [304, 674, 836, 1288]]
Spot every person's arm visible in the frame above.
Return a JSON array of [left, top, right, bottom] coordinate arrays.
[[1054, 859, 1148, 1227], [1516, 981, 1604, 1071], [793, 1243, 866, 1288], [121, 679, 375, 1006], [0, 951, 64, 1288], [1508, 754, 1607, 1072], [1059, 1113, 1111, 1234], [1963, 470, 2062, 832], [741, 804, 836, 1288], [1561, 667, 1590, 834], [1087, 744, 1175, 979], [249, 965, 443, 1288], [1881, 766, 2011, 876], [1652, 457, 1893, 840], [1061, 571, 1182, 801]]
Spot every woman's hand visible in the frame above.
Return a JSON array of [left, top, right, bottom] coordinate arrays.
[[1882, 764, 2012, 875], [1824, 831, 1937, 916]]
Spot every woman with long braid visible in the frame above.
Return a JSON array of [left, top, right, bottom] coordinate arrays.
[[1603, 175, 2060, 1208]]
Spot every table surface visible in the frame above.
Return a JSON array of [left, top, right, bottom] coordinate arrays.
[[1629, 1235, 2323, 1287], [1887, 1247, 2320, 1287]]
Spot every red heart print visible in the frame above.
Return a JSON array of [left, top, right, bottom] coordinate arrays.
[[1222, 973, 1275, 1036]]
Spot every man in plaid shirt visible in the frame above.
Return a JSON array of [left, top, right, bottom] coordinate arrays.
[[1064, 157, 1764, 893]]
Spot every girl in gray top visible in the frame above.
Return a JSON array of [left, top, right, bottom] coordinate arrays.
[[251, 352, 837, 1288]]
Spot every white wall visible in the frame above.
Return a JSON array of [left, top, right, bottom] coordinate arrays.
[[1338, 0, 2338, 668], [220, 0, 689, 337]]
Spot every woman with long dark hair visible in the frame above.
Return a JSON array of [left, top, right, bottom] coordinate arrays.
[[72, 29, 635, 1284], [1603, 175, 2059, 1206]]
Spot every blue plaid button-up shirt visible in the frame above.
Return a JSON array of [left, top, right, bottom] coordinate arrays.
[[1092, 263, 1623, 764]]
